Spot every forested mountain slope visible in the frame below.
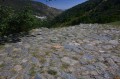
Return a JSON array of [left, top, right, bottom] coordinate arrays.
[[50, 0, 120, 27]]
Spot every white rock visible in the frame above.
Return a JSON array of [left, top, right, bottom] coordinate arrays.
[[22, 59, 28, 63], [99, 50, 105, 53]]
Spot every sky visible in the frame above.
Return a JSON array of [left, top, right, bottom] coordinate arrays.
[[34, 0, 87, 10]]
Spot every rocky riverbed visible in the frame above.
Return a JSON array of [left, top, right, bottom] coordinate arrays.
[[0, 24, 120, 79]]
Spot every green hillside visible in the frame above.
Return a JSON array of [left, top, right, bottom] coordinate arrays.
[[50, 0, 120, 27], [0, 0, 62, 19]]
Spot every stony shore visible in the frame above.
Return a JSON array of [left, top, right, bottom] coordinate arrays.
[[0, 24, 120, 79]]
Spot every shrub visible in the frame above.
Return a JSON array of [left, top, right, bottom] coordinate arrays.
[[0, 5, 14, 35], [0, 5, 39, 36]]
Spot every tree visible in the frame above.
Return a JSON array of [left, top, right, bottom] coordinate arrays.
[[9, 6, 37, 33], [0, 5, 14, 35], [0, 5, 38, 36]]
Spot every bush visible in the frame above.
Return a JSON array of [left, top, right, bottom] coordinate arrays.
[[0, 5, 14, 35], [0, 5, 39, 36], [9, 6, 37, 33]]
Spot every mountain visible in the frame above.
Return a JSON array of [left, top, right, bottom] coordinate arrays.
[[0, 0, 62, 19], [50, 0, 120, 27]]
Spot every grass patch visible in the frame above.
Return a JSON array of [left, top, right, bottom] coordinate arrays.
[[29, 66, 36, 76], [50, 61, 55, 67], [31, 52, 38, 57], [0, 45, 4, 50], [61, 63, 70, 70], [39, 56, 46, 64], [72, 57, 79, 60], [45, 51, 51, 56], [31, 52, 46, 64], [47, 69, 57, 75], [0, 63, 5, 68]]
